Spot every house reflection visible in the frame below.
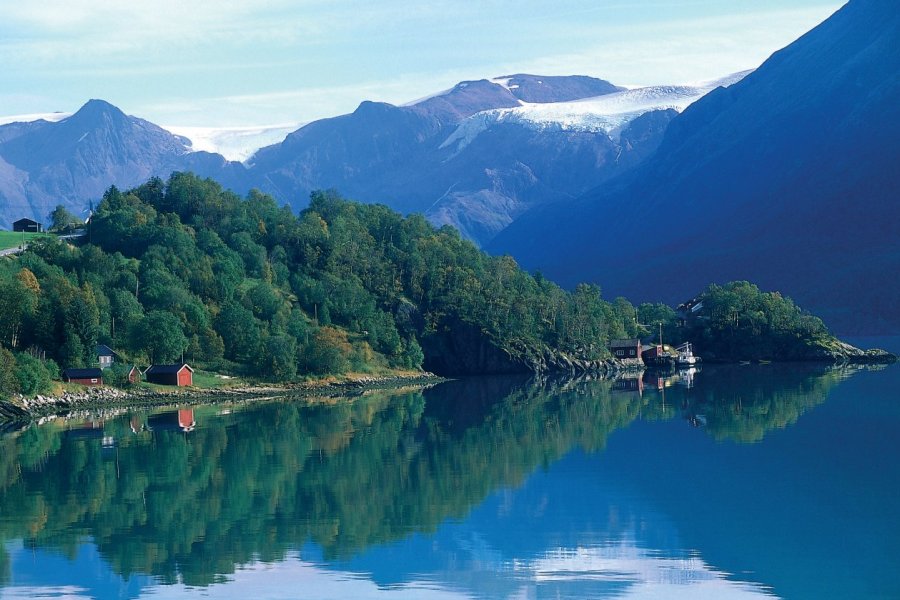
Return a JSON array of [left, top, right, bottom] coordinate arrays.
[[64, 420, 117, 456], [148, 409, 196, 433]]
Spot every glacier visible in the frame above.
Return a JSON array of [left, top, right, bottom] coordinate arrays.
[[442, 71, 752, 152]]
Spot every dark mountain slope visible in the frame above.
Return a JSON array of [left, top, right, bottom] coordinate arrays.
[[490, 0, 900, 333]]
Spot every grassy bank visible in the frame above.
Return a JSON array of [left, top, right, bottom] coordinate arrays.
[[0, 231, 51, 250]]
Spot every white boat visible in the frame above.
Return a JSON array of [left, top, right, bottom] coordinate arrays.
[[676, 342, 700, 367]]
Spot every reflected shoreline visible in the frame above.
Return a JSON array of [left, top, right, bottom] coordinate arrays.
[[0, 363, 894, 598]]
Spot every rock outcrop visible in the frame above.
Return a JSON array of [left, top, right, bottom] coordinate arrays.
[[808, 340, 898, 364], [420, 319, 638, 376]]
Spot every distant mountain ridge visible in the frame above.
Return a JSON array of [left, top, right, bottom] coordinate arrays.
[[0, 72, 734, 244], [489, 0, 899, 334], [0, 100, 199, 225]]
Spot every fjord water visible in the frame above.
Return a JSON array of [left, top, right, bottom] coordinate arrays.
[[1, 364, 898, 599]]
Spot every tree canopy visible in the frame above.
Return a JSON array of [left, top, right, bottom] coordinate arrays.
[[0, 173, 646, 393]]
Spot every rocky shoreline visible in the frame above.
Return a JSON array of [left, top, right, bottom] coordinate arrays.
[[0, 373, 446, 422], [813, 341, 897, 364], [2, 341, 893, 423]]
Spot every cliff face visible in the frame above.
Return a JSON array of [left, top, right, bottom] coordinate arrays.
[[420, 318, 632, 376], [421, 321, 522, 375]]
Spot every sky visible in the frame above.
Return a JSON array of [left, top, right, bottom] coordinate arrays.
[[0, 0, 844, 128]]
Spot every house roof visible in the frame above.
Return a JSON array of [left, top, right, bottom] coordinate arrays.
[[13, 218, 40, 225], [677, 296, 704, 313], [63, 368, 103, 379], [96, 344, 118, 357], [609, 339, 641, 348], [146, 363, 194, 374]]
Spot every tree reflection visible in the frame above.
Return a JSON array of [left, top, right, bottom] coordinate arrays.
[[0, 365, 848, 586]]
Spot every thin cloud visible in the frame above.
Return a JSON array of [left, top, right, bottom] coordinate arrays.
[[0, 1, 844, 126]]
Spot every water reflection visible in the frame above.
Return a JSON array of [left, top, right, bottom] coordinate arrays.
[[0, 364, 895, 599]]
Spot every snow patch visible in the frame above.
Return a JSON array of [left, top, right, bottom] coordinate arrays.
[[441, 71, 752, 152], [160, 123, 301, 162]]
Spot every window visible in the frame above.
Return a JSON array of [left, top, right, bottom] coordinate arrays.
[[90, 378, 98, 383]]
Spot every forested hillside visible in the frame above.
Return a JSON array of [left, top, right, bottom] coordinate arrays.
[[0, 173, 646, 396]]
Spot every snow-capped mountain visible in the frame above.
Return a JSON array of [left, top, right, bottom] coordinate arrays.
[[0, 100, 250, 228], [442, 71, 751, 152], [490, 0, 900, 334], [0, 71, 738, 244], [243, 72, 723, 244], [0, 112, 298, 164]]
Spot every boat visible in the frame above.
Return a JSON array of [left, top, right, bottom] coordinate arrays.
[[675, 342, 701, 367]]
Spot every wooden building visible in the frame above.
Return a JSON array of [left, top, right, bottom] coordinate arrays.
[[609, 339, 642, 359], [145, 363, 193, 386], [96, 344, 118, 369], [127, 366, 142, 384], [62, 368, 104, 386], [12, 218, 42, 233], [676, 297, 706, 328]]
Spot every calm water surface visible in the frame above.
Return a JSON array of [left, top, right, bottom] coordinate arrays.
[[1, 363, 898, 599]]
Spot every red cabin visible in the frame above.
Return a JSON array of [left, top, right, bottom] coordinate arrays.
[[609, 339, 642, 359], [145, 363, 194, 386], [127, 366, 142, 384], [62, 368, 103, 386]]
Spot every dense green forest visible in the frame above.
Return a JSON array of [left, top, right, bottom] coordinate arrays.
[[0, 173, 858, 400], [637, 281, 841, 361], [0, 172, 648, 397]]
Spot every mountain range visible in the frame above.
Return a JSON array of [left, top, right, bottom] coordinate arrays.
[[0, 0, 896, 334], [489, 0, 899, 334], [0, 71, 741, 246]]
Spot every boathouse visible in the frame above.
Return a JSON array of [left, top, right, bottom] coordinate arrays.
[[62, 368, 104, 386], [609, 339, 642, 359], [127, 366, 142, 384], [12, 218, 42, 233], [145, 363, 193, 386]]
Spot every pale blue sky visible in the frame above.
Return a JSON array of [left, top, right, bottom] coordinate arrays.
[[0, 0, 844, 127]]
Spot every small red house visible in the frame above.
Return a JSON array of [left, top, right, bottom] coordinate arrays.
[[609, 339, 642, 359], [145, 363, 193, 386], [62, 368, 104, 386], [127, 366, 142, 384]]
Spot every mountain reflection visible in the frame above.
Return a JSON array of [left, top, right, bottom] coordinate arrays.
[[0, 365, 852, 590]]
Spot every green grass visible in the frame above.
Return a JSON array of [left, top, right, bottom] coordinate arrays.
[[0, 231, 52, 251], [130, 369, 244, 391], [191, 370, 244, 389]]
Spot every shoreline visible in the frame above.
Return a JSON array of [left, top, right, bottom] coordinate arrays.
[[2, 349, 895, 423], [0, 372, 448, 422]]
